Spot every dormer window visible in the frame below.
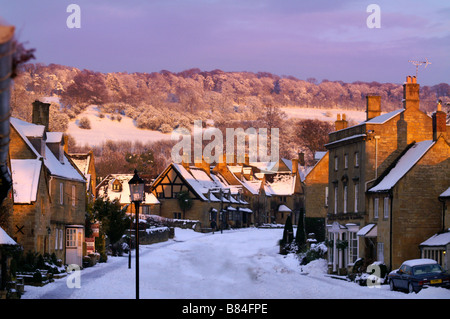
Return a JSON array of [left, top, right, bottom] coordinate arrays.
[[112, 180, 122, 192]]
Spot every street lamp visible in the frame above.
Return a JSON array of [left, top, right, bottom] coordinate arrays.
[[128, 169, 145, 299]]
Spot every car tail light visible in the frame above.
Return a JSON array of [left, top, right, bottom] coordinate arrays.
[[419, 280, 429, 286]]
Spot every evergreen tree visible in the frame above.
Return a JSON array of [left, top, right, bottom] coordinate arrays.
[[295, 208, 306, 251]]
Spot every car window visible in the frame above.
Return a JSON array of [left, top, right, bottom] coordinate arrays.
[[412, 263, 443, 275], [406, 266, 412, 275]]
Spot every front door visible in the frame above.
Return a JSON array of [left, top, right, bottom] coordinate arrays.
[[66, 227, 84, 266]]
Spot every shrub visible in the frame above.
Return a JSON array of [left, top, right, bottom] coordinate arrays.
[[78, 116, 91, 129]]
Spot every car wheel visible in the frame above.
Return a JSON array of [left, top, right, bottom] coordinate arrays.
[[408, 282, 417, 294], [390, 280, 396, 291]]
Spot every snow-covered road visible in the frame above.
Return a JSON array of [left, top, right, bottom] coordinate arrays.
[[22, 228, 450, 299]]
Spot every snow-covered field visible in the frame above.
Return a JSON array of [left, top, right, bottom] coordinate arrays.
[[66, 105, 369, 148], [22, 228, 450, 300], [67, 105, 172, 147], [281, 107, 367, 123]]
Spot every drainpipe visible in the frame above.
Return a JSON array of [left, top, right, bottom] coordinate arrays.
[[365, 135, 381, 191], [389, 190, 393, 271], [0, 26, 15, 204], [438, 197, 446, 232]]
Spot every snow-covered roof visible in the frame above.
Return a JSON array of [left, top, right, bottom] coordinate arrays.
[[357, 223, 377, 237], [98, 174, 160, 205], [369, 140, 435, 192], [265, 174, 296, 196], [11, 159, 42, 204], [0, 227, 17, 245], [46, 132, 63, 143], [10, 117, 86, 183], [278, 204, 292, 212], [420, 231, 450, 247], [365, 109, 404, 124], [439, 187, 450, 198], [10, 117, 45, 138], [43, 144, 85, 182], [69, 153, 93, 176]]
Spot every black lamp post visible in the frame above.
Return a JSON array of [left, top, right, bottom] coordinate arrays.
[[128, 169, 145, 299]]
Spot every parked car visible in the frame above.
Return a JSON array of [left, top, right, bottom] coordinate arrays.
[[388, 259, 450, 293]]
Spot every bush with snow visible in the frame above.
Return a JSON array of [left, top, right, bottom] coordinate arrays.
[[299, 242, 328, 265]]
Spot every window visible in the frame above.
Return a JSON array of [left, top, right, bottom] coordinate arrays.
[[377, 242, 384, 262], [59, 183, 64, 205], [66, 228, 77, 248], [55, 229, 58, 250], [72, 185, 76, 206], [325, 186, 329, 207], [383, 197, 389, 219], [354, 184, 358, 213], [334, 156, 338, 171], [173, 212, 181, 219], [374, 198, 379, 219], [344, 154, 348, 169], [343, 185, 348, 214], [59, 229, 63, 249], [334, 186, 338, 214], [354, 152, 359, 167], [348, 232, 358, 264]]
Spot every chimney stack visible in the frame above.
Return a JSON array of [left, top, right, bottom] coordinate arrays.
[[403, 75, 420, 110], [298, 152, 305, 166], [366, 95, 381, 120], [335, 113, 348, 131], [32, 100, 50, 131], [432, 100, 447, 141], [292, 158, 299, 175]]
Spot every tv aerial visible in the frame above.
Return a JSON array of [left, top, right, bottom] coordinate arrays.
[[408, 58, 431, 78]]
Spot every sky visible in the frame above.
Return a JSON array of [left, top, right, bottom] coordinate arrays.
[[2, 0, 449, 85]]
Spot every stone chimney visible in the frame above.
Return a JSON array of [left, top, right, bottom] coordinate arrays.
[[432, 100, 447, 141], [334, 114, 348, 131], [292, 158, 299, 175], [63, 134, 69, 153], [366, 95, 381, 120], [32, 100, 50, 132], [403, 75, 420, 110], [298, 152, 305, 166]]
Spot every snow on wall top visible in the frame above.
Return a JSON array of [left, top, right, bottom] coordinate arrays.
[[368, 140, 435, 192], [11, 159, 42, 204], [0, 226, 17, 245], [420, 231, 450, 247]]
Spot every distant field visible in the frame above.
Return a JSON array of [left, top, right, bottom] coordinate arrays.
[[67, 105, 172, 147], [67, 105, 369, 147], [281, 107, 367, 123]]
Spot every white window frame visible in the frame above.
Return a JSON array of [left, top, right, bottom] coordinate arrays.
[[354, 184, 358, 213], [377, 242, 384, 263], [72, 185, 76, 206], [325, 186, 329, 207], [59, 183, 64, 205], [59, 229, 63, 250], [334, 156, 338, 171], [344, 154, 348, 169], [334, 186, 338, 214], [374, 197, 379, 219], [383, 197, 389, 219], [343, 185, 348, 214], [348, 231, 359, 264], [55, 229, 58, 250], [354, 152, 359, 167]]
